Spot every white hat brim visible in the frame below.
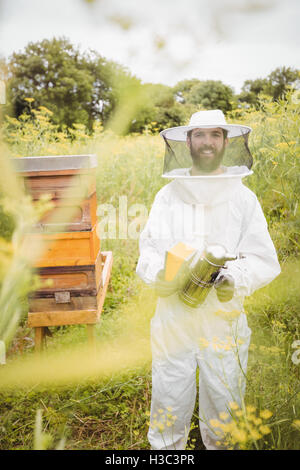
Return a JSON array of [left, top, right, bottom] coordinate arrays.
[[160, 123, 252, 141]]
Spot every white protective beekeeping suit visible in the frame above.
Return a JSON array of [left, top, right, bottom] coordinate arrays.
[[136, 111, 281, 450]]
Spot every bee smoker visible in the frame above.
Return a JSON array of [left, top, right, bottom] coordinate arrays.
[[178, 244, 237, 308]]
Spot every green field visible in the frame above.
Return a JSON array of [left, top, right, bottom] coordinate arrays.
[[0, 92, 299, 450]]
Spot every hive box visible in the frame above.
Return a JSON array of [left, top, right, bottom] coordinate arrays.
[[14, 155, 97, 232], [12, 155, 112, 349], [28, 224, 100, 267], [28, 251, 113, 328]]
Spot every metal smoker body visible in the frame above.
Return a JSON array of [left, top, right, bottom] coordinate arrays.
[[179, 245, 237, 308]]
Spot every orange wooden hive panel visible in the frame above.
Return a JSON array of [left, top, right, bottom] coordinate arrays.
[[36, 191, 98, 232], [28, 223, 100, 267], [28, 251, 113, 327]]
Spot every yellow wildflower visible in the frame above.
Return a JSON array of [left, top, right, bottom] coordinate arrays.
[[232, 429, 247, 443], [199, 337, 209, 349], [252, 417, 262, 426], [292, 420, 300, 430], [259, 425, 271, 435], [209, 419, 221, 428], [275, 142, 288, 149], [249, 428, 262, 440], [219, 412, 229, 421], [260, 410, 273, 420], [229, 402, 239, 410], [157, 422, 165, 432], [246, 405, 256, 414], [215, 309, 240, 321]]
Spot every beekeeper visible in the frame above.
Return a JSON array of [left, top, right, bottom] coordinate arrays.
[[136, 110, 281, 450]]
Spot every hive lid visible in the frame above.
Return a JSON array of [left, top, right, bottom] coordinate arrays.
[[12, 154, 98, 172]]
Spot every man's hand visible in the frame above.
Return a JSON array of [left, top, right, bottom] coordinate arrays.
[[214, 274, 235, 302], [154, 262, 190, 298]]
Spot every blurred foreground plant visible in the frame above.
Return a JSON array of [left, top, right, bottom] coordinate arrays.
[[34, 409, 65, 450]]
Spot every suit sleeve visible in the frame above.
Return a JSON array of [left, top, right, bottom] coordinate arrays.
[[222, 192, 281, 297]]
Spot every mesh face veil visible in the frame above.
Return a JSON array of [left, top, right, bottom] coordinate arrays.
[[160, 110, 253, 179]]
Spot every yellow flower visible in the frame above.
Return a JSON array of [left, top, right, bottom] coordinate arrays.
[[275, 142, 288, 149], [259, 425, 271, 435], [292, 420, 300, 430], [24, 97, 34, 103], [249, 429, 262, 440], [246, 405, 256, 414], [252, 417, 262, 426], [232, 429, 247, 443], [157, 422, 165, 432], [215, 309, 241, 321], [260, 410, 273, 420], [229, 402, 239, 410], [209, 419, 221, 428], [219, 412, 229, 421], [199, 337, 209, 349]]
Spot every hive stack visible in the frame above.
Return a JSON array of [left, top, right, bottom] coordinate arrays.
[[13, 155, 113, 349]]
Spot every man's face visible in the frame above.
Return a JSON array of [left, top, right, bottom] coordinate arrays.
[[187, 127, 228, 174]]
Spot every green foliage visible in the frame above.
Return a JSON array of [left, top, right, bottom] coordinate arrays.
[[6, 37, 132, 130], [173, 78, 235, 114], [4, 35, 299, 135], [125, 83, 190, 133], [184, 80, 235, 113], [238, 66, 300, 108], [0, 204, 15, 241], [0, 371, 151, 449], [234, 92, 299, 260]]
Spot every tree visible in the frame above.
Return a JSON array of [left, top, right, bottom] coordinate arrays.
[[128, 83, 191, 133], [173, 79, 202, 104], [179, 80, 235, 114], [266, 66, 300, 100], [6, 37, 132, 130], [238, 67, 299, 107], [238, 78, 269, 107]]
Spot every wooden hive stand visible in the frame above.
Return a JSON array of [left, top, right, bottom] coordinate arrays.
[[13, 155, 113, 351]]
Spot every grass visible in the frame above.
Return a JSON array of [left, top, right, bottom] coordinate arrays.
[[0, 93, 299, 450]]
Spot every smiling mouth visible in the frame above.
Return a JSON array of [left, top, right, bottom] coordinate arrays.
[[200, 150, 215, 156]]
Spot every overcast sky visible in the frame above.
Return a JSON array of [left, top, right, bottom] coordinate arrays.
[[0, 0, 299, 93]]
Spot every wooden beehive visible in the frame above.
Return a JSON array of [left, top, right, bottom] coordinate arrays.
[[13, 155, 113, 349]]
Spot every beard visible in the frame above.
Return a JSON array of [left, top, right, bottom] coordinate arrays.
[[190, 142, 226, 173]]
